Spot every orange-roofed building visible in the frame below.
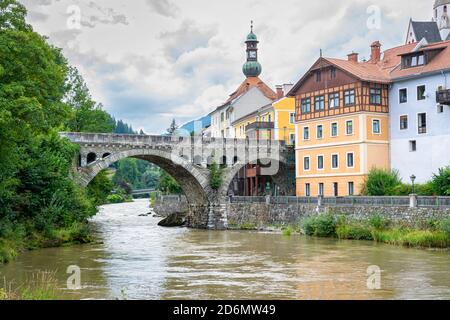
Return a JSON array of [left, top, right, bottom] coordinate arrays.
[[288, 42, 396, 197]]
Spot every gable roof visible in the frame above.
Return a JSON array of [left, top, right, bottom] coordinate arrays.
[[287, 42, 422, 97], [410, 21, 442, 44], [224, 76, 277, 104], [287, 55, 394, 96], [390, 40, 450, 79]]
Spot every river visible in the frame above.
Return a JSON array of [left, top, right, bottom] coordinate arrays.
[[1, 199, 449, 300]]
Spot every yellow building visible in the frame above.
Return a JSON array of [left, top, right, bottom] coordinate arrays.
[[232, 84, 296, 145], [289, 42, 393, 197]]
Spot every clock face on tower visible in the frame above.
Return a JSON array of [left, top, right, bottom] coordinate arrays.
[[248, 51, 257, 59]]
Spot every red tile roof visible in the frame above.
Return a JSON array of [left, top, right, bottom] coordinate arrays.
[[289, 40, 450, 96], [224, 76, 277, 104], [389, 40, 450, 79]]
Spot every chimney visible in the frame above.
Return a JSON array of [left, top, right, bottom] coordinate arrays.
[[370, 41, 381, 63], [276, 85, 284, 99], [282, 83, 294, 96], [347, 52, 358, 62]]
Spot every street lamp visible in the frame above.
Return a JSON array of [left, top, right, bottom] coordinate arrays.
[[410, 174, 416, 194]]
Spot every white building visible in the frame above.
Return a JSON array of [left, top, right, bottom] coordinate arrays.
[[390, 40, 450, 183]]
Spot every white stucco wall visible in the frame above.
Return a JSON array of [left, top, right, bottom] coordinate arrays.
[[231, 87, 273, 123], [390, 72, 450, 183]]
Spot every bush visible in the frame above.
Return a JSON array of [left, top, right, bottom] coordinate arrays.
[[336, 223, 373, 241], [392, 183, 434, 196], [209, 161, 223, 190], [282, 225, 297, 236], [106, 194, 126, 204], [369, 214, 389, 230], [363, 168, 402, 196], [301, 215, 336, 237], [431, 166, 450, 196]]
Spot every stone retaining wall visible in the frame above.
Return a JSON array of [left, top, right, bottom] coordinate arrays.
[[153, 195, 188, 217], [227, 202, 450, 228]]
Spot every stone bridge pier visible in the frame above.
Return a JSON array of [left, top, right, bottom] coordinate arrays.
[[60, 132, 293, 229]]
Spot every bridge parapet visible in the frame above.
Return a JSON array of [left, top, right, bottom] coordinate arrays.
[[60, 132, 294, 230], [60, 132, 288, 168]]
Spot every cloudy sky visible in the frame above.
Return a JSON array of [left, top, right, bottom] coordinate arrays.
[[22, 0, 433, 134]]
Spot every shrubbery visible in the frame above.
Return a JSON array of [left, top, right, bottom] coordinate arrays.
[[301, 214, 336, 237], [431, 166, 450, 196], [209, 161, 223, 190], [298, 213, 450, 248], [363, 166, 450, 196], [362, 168, 402, 196]]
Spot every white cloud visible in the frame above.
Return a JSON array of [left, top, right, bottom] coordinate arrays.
[[22, 0, 435, 134]]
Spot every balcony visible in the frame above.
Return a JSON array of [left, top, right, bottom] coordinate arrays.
[[436, 89, 450, 105]]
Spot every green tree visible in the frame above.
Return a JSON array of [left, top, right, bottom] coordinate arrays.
[[431, 166, 450, 196], [112, 159, 140, 187], [166, 118, 178, 135], [0, 0, 31, 31], [87, 170, 114, 206], [0, 2, 110, 254], [157, 171, 182, 194], [363, 168, 402, 196], [64, 66, 114, 133]]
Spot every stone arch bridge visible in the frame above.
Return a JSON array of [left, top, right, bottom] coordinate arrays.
[[60, 132, 294, 229]]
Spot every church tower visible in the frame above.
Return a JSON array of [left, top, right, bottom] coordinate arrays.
[[242, 21, 262, 78], [434, 0, 450, 40]]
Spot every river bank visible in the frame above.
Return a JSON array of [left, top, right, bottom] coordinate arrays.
[[229, 214, 450, 249], [0, 222, 93, 265]]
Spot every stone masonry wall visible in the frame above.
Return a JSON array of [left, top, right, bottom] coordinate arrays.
[[227, 202, 450, 228], [153, 195, 188, 217]]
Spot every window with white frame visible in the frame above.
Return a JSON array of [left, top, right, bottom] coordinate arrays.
[[331, 122, 338, 137], [400, 115, 408, 130], [303, 127, 310, 140], [289, 112, 295, 124], [318, 183, 324, 196], [317, 155, 324, 170], [304, 156, 310, 171], [399, 88, 407, 103], [305, 183, 311, 197], [347, 152, 354, 168], [372, 119, 380, 134], [348, 182, 354, 196], [317, 125, 323, 139], [332, 154, 339, 169], [346, 120, 353, 135]]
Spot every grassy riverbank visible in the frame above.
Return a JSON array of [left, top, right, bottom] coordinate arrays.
[[230, 215, 450, 249], [287, 214, 450, 248], [0, 222, 93, 264]]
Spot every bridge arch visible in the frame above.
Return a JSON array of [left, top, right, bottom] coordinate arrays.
[[219, 155, 293, 198], [76, 149, 214, 228]]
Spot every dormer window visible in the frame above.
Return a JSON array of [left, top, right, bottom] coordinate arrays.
[[402, 53, 425, 69]]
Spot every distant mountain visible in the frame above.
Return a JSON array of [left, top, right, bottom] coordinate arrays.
[[180, 115, 211, 134]]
